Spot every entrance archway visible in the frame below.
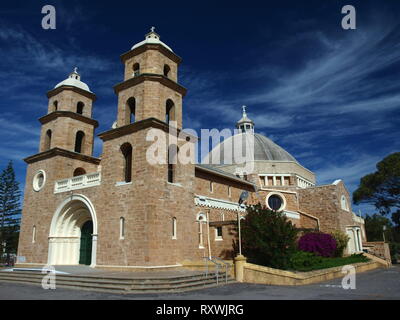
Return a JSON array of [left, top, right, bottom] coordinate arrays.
[[48, 195, 98, 267]]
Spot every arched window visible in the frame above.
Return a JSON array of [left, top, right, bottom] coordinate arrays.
[[133, 63, 140, 77], [120, 217, 125, 240], [341, 195, 349, 211], [121, 143, 133, 183], [32, 225, 36, 243], [77, 102, 84, 115], [74, 131, 85, 153], [53, 101, 58, 112], [163, 64, 171, 77], [45, 129, 52, 151], [126, 97, 136, 124], [196, 213, 207, 248], [73, 167, 86, 177], [172, 217, 177, 239], [165, 99, 175, 124], [167, 144, 178, 183]]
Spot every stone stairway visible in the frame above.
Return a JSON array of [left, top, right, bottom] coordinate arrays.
[[0, 268, 236, 294]]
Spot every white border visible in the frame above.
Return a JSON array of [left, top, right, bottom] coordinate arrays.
[[33, 170, 46, 192], [265, 192, 287, 211]]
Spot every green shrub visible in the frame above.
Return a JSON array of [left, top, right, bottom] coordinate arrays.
[[389, 242, 400, 263], [330, 230, 350, 257], [241, 203, 298, 269], [290, 252, 369, 272], [289, 251, 322, 270]]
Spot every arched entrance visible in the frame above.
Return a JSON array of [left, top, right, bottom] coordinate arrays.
[[48, 195, 98, 267]]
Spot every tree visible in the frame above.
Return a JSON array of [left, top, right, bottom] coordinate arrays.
[[0, 161, 21, 263], [240, 203, 298, 269], [353, 152, 400, 215], [364, 213, 393, 242]]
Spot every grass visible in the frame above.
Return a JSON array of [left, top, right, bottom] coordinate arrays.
[[291, 253, 370, 272]]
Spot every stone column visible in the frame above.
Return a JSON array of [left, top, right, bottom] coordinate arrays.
[[234, 254, 247, 282]]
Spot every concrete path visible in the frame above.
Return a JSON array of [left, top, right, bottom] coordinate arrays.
[[0, 265, 399, 300], [5, 265, 205, 279]]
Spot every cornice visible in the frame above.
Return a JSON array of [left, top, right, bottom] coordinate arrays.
[[39, 111, 99, 128], [46, 86, 97, 101], [24, 147, 101, 165], [113, 73, 187, 96], [120, 44, 182, 65]]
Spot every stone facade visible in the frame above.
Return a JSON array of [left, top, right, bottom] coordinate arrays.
[[16, 30, 366, 270]]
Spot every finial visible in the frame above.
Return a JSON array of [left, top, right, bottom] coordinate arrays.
[[242, 105, 247, 116], [150, 26, 155, 33], [73, 66, 78, 73]]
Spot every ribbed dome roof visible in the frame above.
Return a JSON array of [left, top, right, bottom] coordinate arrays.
[[206, 132, 298, 164], [252, 133, 297, 162]]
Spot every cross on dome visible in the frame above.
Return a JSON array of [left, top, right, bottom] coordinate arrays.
[[236, 105, 254, 133], [69, 67, 80, 81]]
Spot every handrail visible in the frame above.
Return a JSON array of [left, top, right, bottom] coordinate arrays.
[[211, 256, 230, 284], [203, 257, 222, 285]]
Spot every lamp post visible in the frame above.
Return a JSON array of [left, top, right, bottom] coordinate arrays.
[[383, 225, 387, 243]]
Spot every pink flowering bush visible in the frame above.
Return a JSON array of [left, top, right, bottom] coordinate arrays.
[[298, 232, 337, 257]]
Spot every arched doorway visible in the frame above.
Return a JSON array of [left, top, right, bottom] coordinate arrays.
[[48, 195, 97, 266]]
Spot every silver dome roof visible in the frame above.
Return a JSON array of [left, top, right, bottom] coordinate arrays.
[[205, 132, 298, 165]]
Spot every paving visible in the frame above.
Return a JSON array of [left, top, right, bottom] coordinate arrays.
[[4, 265, 206, 279], [0, 265, 399, 300]]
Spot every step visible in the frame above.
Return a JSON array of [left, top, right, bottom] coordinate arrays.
[[0, 274, 228, 289], [0, 270, 228, 284], [0, 271, 235, 294]]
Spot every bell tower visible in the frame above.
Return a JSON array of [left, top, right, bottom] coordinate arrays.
[[114, 27, 186, 129], [39, 68, 98, 156]]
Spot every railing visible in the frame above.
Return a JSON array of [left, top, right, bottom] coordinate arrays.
[[203, 256, 230, 285], [54, 172, 101, 193], [203, 257, 220, 285], [211, 256, 230, 284]]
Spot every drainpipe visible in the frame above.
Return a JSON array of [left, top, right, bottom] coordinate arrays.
[[206, 210, 212, 259], [298, 210, 320, 231]]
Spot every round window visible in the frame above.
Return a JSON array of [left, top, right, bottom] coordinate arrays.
[[267, 194, 283, 211], [33, 170, 46, 191]]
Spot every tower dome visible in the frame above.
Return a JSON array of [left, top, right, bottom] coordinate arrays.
[[54, 67, 92, 92], [131, 27, 173, 52]]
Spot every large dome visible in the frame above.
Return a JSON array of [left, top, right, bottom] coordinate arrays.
[[252, 133, 297, 162], [205, 132, 298, 165]]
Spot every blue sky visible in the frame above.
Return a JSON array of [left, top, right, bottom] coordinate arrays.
[[0, 0, 399, 216]]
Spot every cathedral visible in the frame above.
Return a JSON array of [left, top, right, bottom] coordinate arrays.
[[16, 29, 366, 269]]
